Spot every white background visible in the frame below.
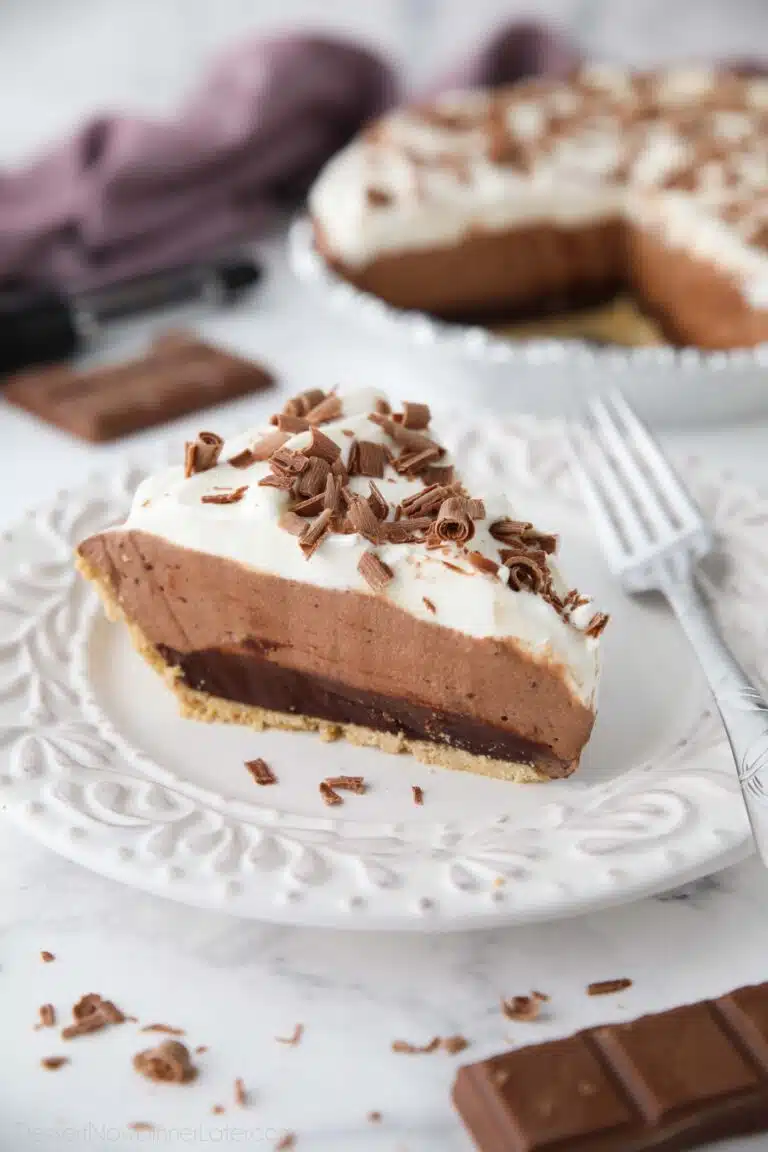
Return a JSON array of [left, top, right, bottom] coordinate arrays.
[[2, 3, 768, 1150]]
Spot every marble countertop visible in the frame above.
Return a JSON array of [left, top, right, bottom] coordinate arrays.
[[2, 238, 768, 1151]]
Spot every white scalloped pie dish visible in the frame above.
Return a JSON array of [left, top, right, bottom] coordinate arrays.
[[0, 415, 758, 930]]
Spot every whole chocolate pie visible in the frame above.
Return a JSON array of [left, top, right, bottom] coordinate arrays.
[[310, 66, 768, 348], [76, 389, 605, 782]]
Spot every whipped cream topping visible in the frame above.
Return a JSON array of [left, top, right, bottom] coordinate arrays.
[[309, 67, 768, 309], [114, 391, 599, 705]]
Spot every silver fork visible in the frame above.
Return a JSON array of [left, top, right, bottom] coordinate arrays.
[[568, 391, 768, 855]]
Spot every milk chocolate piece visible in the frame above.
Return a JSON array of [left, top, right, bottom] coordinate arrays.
[[453, 981, 768, 1152], [5, 334, 273, 442]]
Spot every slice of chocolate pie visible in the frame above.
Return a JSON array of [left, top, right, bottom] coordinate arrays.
[[76, 389, 606, 782]]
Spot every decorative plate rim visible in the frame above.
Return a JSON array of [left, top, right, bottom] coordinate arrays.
[[0, 416, 758, 930], [289, 216, 768, 375]]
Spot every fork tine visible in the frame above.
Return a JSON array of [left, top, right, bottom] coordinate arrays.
[[589, 396, 677, 541], [605, 391, 704, 529], [564, 424, 630, 569]]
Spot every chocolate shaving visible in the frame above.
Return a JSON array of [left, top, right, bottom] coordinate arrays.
[[368, 1111, 382, 1123], [323, 473, 344, 516], [434, 496, 475, 543], [501, 993, 547, 1022], [348, 439, 387, 478], [305, 426, 341, 463], [296, 455, 330, 498], [278, 388, 326, 419], [246, 758, 277, 786], [299, 508, 332, 559], [291, 493, 326, 518], [275, 1135, 296, 1151], [367, 187, 393, 207], [395, 445, 442, 475], [230, 430, 289, 468], [306, 394, 342, 425], [324, 775, 366, 794], [276, 1023, 304, 1046], [195, 1045, 208, 1054], [442, 1035, 470, 1054], [41, 950, 55, 963], [585, 611, 610, 638], [503, 552, 547, 593], [412, 785, 424, 805], [399, 483, 454, 518], [62, 993, 126, 1039], [490, 517, 557, 554], [133, 1040, 197, 1084], [41, 1056, 69, 1070], [347, 495, 383, 543], [128, 1123, 155, 1132], [392, 1037, 441, 1054], [423, 464, 455, 486], [201, 486, 247, 505], [319, 781, 343, 807], [140, 1023, 186, 1035], [275, 414, 310, 433], [211, 1105, 225, 1115], [374, 397, 390, 415], [279, 510, 310, 536], [422, 598, 436, 614], [587, 978, 632, 996], [358, 550, 394, 592], [234, 1077, 248, 1107], [367, 480, 389, 520], [467, 498, 486, 520], [270, 446, 310, 477], [36, 1004, 56, 1029], [184, 431, 224, 478], [467, 551, 499, 576], [383, 517, 433, 543], [393, 401, 431, 430]]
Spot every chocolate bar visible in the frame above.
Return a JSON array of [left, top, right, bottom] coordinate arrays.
[[4, 332, 274, 442], [453, 981, 768, 1151]]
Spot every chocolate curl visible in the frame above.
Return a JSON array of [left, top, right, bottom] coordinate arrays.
[[393, 401, 431, 430], [133, 1040, 197, 1084], [275, 388, 326, 421], [184, 431, 223, 478], [383, 517, 433, 543], [434, 496, 475, 543], [490, 517, 557, 554], [399, 483, 454, 517], [346, 495, 383, 543], [503, 552, 547, 593]]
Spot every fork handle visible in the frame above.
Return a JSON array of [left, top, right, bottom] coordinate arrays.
[[663, 573, 768, 845]]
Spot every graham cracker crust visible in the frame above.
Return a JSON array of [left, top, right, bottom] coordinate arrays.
[[77, 552, 557, 784]]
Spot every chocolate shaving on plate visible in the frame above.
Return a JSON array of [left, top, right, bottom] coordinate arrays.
[[211, 1105, 226, 1115], [275, 1134, 296, 1151], [200, 486, 247, 505], [422, 598, 436, 615], [319, 781, 343, 807], [412, 785, 424, 805], [325, 775, 366, 794], [392, 1036, 441, 1054], [37, 1004, 56, 1029], [40, 950, 55, 963], [587, 977, 633, 996], [140, 1023, 186, 1036], [585, 611, 610, 638], [246, 758, 277, 786], [62, 993, 126, 1039], [234, 1077, 248, 1107], [434, 496, 475, 543], [358, 551, 393, 592], [184, 431, 224, 478], [442, 1035, 470, 1054], [133, 1039, 197, 1084], [393, 401, 431, 429], [367, 1111, 382, 1123], [195, 1045, 209, 1054], [41, 1056, 69, 1071], [276, 1023, 304, 1046], [501, 993, 547, 1022], [299, 509, 333, 559], [128, 1123, 155, 1132]]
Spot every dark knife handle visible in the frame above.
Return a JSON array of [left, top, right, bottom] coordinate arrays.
[[0, 288, 82, 377]]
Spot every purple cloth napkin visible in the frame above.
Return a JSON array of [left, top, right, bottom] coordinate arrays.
[[0, 23, 576, 292]]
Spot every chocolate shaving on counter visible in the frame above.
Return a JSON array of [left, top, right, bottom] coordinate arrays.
[[319, 781, 343, 807], [41, 950, 55, 963], [587, 977, 633, 996], [230, 430, 289, 468], [246, 758, 277, 786], [348, 439, 387, 478], [467, 551, 499, 576], [41, 1056, 69, 1070], [184, 431, 224, 478], [278, 388, 326, 420], [367, 480, 389, 520], [278, 510, 309, 536], [62, 993, 126, 1039], [234, 1077, 248, 1107], [393, 401, 431, 430], [140, 1023, 186, 1035], [305, 427, 341, 463], [36, 1004, 56, 1029], [585, 611, 610, 638], [443, 1035, 470, 1054], [433, 496, 475, 543], [325, 775, 366, 794], [412, 785, 424, 805], [275, 1134, 296, 1151], [275, 414, 310, 433], [358, 551, 393, 592], [306, 394, 343, 425], [422, 598, 436, 615], [501, 993, 547, 1022], [133, 1040, 197, 1084], [392, 1037, 441, 1054], [299, 509, 333, 559], [296, 456, 330, 498], [366, 186, 393, 207], [347, 495, 382, 543], [201, 486, 247, 505], [276, 1023, 304, 1046]]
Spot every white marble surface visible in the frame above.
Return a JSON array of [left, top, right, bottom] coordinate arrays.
[[5, 4, 768, 1147]]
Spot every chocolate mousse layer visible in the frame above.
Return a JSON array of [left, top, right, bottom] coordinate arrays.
[[78, 530, 595, 777]]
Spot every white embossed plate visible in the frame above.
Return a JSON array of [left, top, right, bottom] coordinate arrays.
[[0, 417, 759, 929]]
